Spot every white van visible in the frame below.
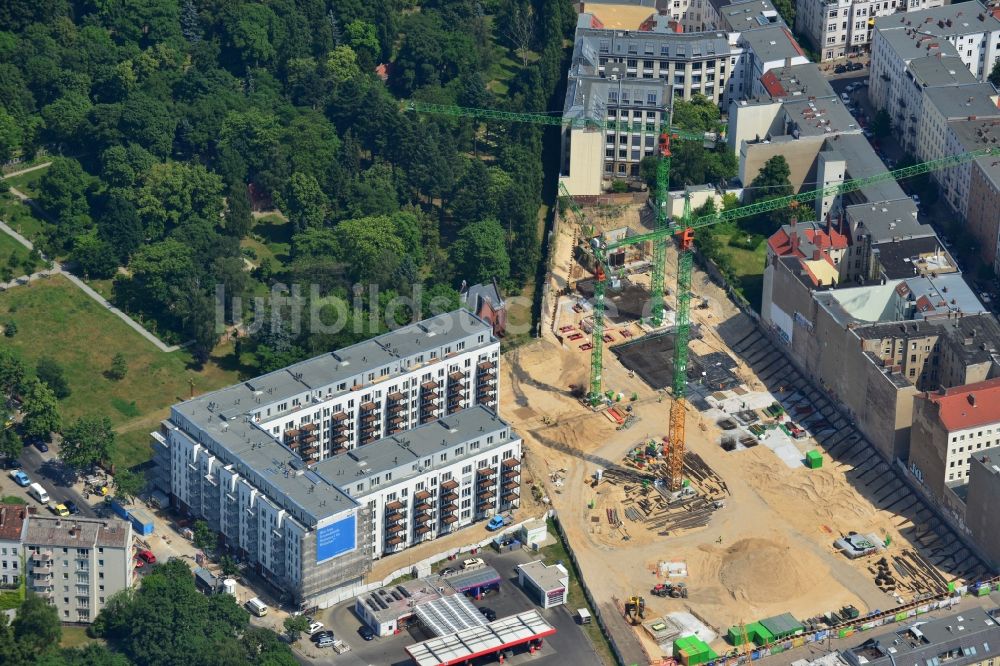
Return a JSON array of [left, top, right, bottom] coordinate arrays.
[[461, 557, 486, 571], [245, 597, 268, 617], [28, 483, 49, 504]]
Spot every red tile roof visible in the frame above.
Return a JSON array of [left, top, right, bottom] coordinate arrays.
[[926, 378, 1000, 431], [0, 503, 26, 541], [760, 71, 786, 98]]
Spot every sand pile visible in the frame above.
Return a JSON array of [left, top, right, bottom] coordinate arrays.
[[719, 538, 823, 604]]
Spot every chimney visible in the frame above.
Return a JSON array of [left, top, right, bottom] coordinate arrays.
[[968, 394, 977, 407]]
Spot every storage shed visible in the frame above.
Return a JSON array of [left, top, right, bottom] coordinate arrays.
[[759, 613, 804, 640], [673, 635, 717, 665]]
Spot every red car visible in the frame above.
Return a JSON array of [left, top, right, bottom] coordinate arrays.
[[134, 558, 144, 568], [137, 549, 156, 564]]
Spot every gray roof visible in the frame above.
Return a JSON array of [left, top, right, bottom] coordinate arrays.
[[739, 25, 806, 64], [781, 97, 861, 137], [518, 560, 569, 591], [907, 55, 978, 87], [464, 280, 504, 310], [874, 22, 961, 62], [824, 135, 907, 203], [897, 273, 986, 317], [924, 83, 1000, 121], [846, 198, 927, 242], [760, 63, 835, 99], [25, 515, 131, 550], [719, 0, 783, 31], [313, 406, 515, 496], [852, 313, 1000, 366], [841, 608, 1000, 666], [873, 235, 953, 279], [874, 1, 1000, 38], [563, 76, 671, 124], [948, 119, 1000, 189], [574, 26, 733, 62]]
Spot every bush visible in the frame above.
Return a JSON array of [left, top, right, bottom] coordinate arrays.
[[3, 321, 15, 337], [610, 179, 629, 193]]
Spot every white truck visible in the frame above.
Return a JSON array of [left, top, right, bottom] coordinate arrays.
[[28, 483, 49, 504]]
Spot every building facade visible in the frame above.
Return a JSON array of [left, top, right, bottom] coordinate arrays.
[[23, 514, 134, 623], [798, 0, 945, 63], [965, 449, 1000, 567], [0, 504, 26, 590], [152, 310, 519, 609], [908, 378, 1000, 505]]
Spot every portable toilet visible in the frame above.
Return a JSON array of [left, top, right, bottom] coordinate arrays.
[[223, 579, 237, 596], [806, 450, 823, 469]]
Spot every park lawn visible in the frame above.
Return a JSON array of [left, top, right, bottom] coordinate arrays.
[[0, 276, 240, 469], [86, 277, 115, 301], [60, 625, 103, 649], [0, 194, 50, 244], [253, 214, 292, 265], [0, 232, 42, 278], [4, 168, 46, 198], [714, 230, 768, 311]]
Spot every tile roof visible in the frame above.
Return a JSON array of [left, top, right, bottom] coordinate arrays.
[[925, 377, 1000, 431], [0, 504, 26, 541]]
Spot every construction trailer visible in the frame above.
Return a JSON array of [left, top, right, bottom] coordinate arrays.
[[674, 635, 718, 666]]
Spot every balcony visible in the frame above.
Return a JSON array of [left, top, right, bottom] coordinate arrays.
[[502, 491, 519, 503], [440, 490, 458, 502], [414, 489, 432, 502], [440, 479, 459, 491], [386, 523, 405, 534], [415, 525, 432, 536], [360, 401, 378, 412], [442, 514, 458, 525], [503, 480, 519, 491], [386, 536, 404, 547], [477, 467, 496, 478], [332, 411, 348, 422], [414, 513, 432, 524], [477, 476, 495, 489], [477, 489, 496, 501], [478, 360, 496, 371], [440, 503, 458, 514]]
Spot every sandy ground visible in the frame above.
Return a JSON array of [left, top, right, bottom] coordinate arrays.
[[509, 209, 954, 660]]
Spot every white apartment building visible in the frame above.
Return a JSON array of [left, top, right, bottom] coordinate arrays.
[[0, 503, 26, 589], [870, 2, 1000, 90], [909, 378, 1000, 504], [798, 0, 945, 62], [152, 310, 514, 609], [23, 515, 134, 623], [317, 406, 521, 558]]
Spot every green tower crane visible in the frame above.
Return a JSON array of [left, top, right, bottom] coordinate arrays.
[[408, 100, 998, 489]]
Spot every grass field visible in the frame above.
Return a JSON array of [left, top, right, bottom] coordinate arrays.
[[60, 625, 103, 649], [0, 232, 42, 279], [0, 193, 49, 245], [711, 229, 768, 311], [5, 168, 46, 197], [0, 276, 240, 469], [252, 214, 292, 265]]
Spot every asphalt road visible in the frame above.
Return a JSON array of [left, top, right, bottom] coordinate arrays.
[[15, 443, 99, 518]]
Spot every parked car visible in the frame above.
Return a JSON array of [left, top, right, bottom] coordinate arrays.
[[840, 92, 850, 104], [462, 557, 486, 571], [64, 500, 79, 515], [311, 630, 334, 643], [49, 503, 69, 517], [479, 607, 497, 622], [137, 549, 156, 564], [849, 61, 864, 71], [438, 566, 455, 576], [316, 636, 337, 649], [358, 626, 375, 641], [33, 440, 48, 453], [834, 64, 848, 74], [307, 621, 324, 635], [8, 470, 30, 487]]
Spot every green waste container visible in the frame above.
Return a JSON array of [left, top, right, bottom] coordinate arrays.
[[806, 450, 823, 469]]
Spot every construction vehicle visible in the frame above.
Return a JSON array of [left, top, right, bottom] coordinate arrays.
[[624, 595, 645, 624], [408, 102, 1000, 493], [650, 582, 688, 598]]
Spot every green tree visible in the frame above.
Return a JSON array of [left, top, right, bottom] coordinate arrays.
[[989, 58, 1000, 88], [219, 555, 239, 577], [35, 356, 70, 400], [746, 155, 794, 232], [452, 219, 510, 284], [192, 520, 215, 551], [108, 353, 128, 381], [0, 108, 23, 162], [71, 233, 119, 279], [35, 643, 132, 666], [325, 45, 361, 85], [0, 428, 21, 462], [112, 468, 145, 504], [346, 20, 380, 66], [126, 240, 196, 307], [334, 215, 406, 284], [671, 94, 723, 133], [36, 157, 92, 224], [135, 161, 224, 239], [223, 182, 252, 238], [60, 416, 115, 471], [40, 93, 92, 148], [283, 615, 310, 642], [279, 172, 328, 233], [13, 593, 61, 658], [98, 192, 144, 263], [0, 348, 26, 397]]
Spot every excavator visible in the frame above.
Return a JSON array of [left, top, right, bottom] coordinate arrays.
[[650, 582, 688, 598], [624, 595, 645, 625]]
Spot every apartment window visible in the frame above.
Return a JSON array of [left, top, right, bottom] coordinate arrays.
[[647, 92, 657, 105]]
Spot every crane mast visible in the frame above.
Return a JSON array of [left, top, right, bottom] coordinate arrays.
[[409, 101, 999, 493]]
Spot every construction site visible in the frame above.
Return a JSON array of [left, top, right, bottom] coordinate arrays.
[[500, 190, 991, 664]]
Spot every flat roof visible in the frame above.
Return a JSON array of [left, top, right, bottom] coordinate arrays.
[[759, 63, 834, 100], [846, 198, 927, 242], [740, 25, 806, 64], [826, 135, 907, 203], [440, 566, 504, 593], [582, 3, 657, 29], [924, 83, 1000, 121], [948, 119, 1000, 189], [873, 235, 955, 279], [782, 96, 860, 137], [358, 579, 447, 624], [875, 21, 961, 62], [406, 610, 557, 666], [720, 0, 783, 31], [907, 55, 978, 87], [25, 515, 131, 549], [574, 26, 733, 63], [414, 594, 489, 637], [518, 560, 569, 591]]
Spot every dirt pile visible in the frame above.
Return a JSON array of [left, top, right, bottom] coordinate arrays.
[[719, 538, 823, 604]]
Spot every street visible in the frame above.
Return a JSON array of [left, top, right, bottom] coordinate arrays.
[[7, 440, 99, 518]]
